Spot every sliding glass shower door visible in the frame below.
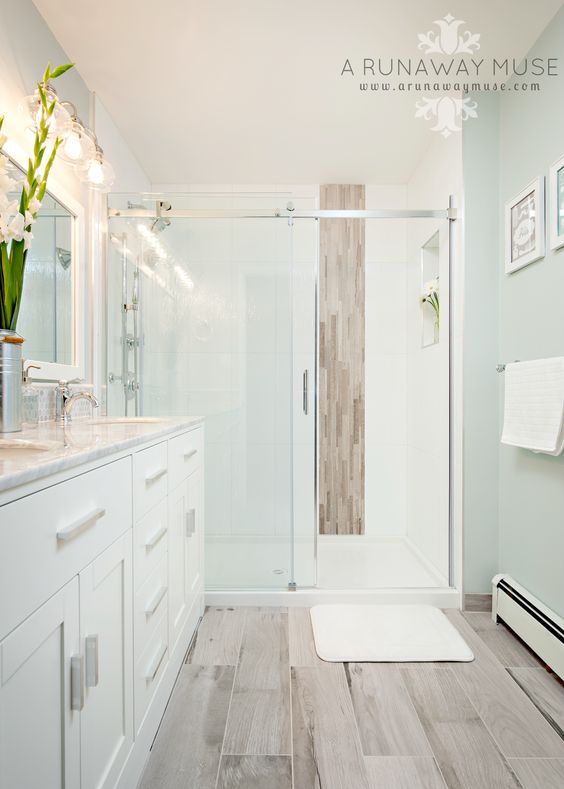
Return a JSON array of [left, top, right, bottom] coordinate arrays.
[[107, 210, 317, 590]]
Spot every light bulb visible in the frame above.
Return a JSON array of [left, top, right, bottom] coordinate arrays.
[[87, 158, 104, 185], [63, 132, 82, 161]]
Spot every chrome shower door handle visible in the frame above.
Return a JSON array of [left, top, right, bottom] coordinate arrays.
[[302, 369, 309, 415]]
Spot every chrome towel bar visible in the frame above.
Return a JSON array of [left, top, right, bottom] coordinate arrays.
[[497, 360, 520, 373]]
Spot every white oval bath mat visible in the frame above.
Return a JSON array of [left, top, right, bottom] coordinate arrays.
[[310, 604, 474, 662]]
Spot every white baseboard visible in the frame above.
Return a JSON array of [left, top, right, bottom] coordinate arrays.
[[492, 574, 564, 680]]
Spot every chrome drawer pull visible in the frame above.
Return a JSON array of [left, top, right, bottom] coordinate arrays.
[[145, 586, 167, 616], [145, 642, 167, 681], [85, 635, 99, 688], [145, 525, 167, 549], [70, 654, 84, 710], [183, 449, 197, 460], [57, 507, 106, 542], [185, 508, 196, 536], [145, 467, 167, 485]]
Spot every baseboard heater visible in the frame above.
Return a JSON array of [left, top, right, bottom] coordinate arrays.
[[492, 574, 564, 680]]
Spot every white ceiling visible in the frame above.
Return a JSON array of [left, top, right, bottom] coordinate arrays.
[[33, 0, 563, 184]]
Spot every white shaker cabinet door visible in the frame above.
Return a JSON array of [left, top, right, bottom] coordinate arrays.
[[185, 467, 203, 613], [168, 468, 203, 655], [79, 531, 133, 789], [0, 578, 80, 789], [168, 479, 189, 653]]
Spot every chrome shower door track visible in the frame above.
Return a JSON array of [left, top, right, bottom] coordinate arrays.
[[108, 208, 452, 220]]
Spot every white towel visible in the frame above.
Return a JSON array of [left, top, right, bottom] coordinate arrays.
[[501, 357, 564, 455]]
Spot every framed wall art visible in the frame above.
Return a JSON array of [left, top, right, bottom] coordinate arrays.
[[549, 154, 564, 251], [505, 176, 545, 273]]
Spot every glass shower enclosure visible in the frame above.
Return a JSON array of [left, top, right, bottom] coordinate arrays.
[[106, 195, 453, 592]]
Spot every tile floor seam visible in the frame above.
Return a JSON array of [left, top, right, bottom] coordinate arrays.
[[506, 668, 564, 742], [445, 664, 529, 785], [214, 610, 247, 789], [449, 613, 564, 757], [340, 661, 382, 784], [393, 665, 449, 787], [287, 617, 295, 789]]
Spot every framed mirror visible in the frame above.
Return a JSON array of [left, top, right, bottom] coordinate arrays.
[[3, 140, 85, 381]]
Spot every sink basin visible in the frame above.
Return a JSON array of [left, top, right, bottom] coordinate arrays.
[[89, 417, 164, 425], [0, 438, 59, 461]]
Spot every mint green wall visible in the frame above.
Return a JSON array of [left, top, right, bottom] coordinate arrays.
[[463, 8, 564, 611], [498, 9, 564, 617], [462, 93, 500, 593]]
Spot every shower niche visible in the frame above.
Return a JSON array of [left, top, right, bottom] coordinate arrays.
[[420, 230, 440, 348]]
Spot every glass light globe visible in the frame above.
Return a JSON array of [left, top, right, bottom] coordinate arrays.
[[58, 118, 96, 165], [64, 132, 82, 160], [76, 151, 115, 192], [24, 84, 72, 139], [87, 158, 104, 184]]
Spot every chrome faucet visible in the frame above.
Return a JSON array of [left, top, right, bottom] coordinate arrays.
[[55, 380, 99, 424]]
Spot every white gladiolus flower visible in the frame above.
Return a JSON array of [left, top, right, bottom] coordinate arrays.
[[4, 212, 25, 241], [23, 229, 33, 250], [24, 210, 34, 227], [0, 154, 10, 173], [0, 172, 17, 194], [28, 197, 41, 214], [0, 194, 17, 214], [0, 133, 7, 149]]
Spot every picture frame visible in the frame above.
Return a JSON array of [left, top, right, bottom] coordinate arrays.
[[549, 154, 564, 251], [504, 176, 545, 274]]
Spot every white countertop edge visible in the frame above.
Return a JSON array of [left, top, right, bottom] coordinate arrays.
[[0, 416, 204, 495]]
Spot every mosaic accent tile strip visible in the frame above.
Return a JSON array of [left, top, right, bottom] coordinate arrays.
[[319, 184, 365, 535]]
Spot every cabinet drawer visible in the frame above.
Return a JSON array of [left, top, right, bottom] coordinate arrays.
[[133, 498, 168, 592], [134, 609, 168, 734], [134, 555, 168, 659], [0, 458, 131, 641], [133, 441, 168, 521], [168, 428, 203, 491]]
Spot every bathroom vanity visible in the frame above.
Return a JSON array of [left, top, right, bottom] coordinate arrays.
[[0, 417, 205, 789]]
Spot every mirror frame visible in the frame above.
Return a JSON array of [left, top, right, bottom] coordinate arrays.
[[2, 137, 86, 382]]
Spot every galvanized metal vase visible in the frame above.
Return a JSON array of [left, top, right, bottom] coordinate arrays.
[[0, 331, 23, 432]]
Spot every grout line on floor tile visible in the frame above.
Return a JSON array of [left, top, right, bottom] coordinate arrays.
[[506, 668, 564, 742], [214, 611, 247, 789], [447, 664, 533, 777], [288, 614, 295, 789], [396, 666, 449, 788]]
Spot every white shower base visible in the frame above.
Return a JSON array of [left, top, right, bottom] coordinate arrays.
[[205, 534, 451, 603]]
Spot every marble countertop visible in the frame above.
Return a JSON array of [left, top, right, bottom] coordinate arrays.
[[0, 416, 204, 494]]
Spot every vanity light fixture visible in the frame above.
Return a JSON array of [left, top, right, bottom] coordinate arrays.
[[26, 85, 115, 192]]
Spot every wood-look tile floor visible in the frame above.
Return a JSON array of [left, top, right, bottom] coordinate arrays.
[[139, 607, 564, 789]]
